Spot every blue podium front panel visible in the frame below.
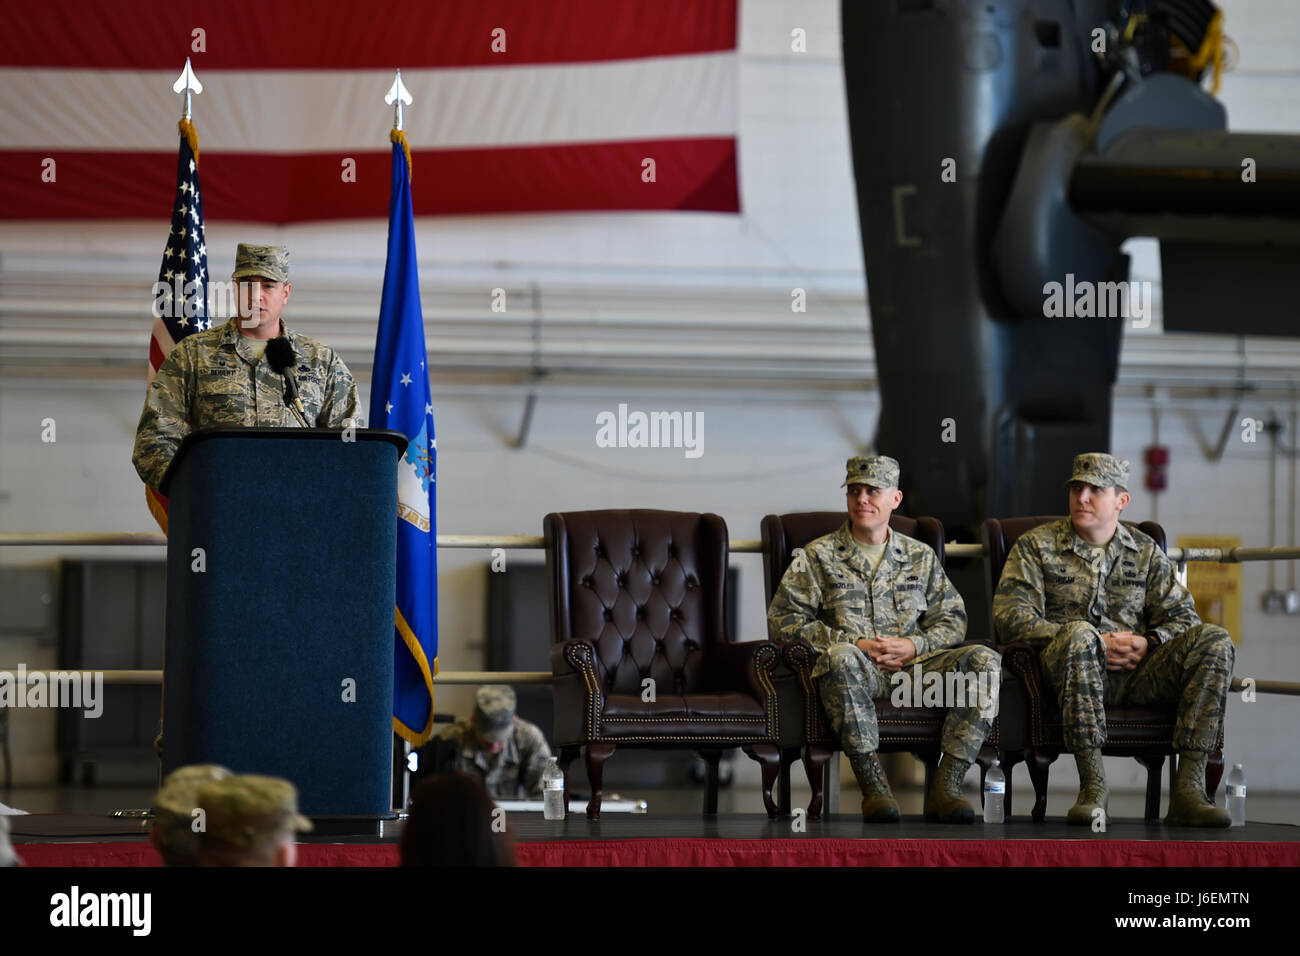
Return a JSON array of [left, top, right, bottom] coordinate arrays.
[[162, 431, 400, 816]]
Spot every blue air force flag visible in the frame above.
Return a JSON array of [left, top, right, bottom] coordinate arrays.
[[370, 131, 437, 745]]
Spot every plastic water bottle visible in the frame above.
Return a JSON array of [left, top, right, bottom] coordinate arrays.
[[1225, 763, 1246, 828], [542, 757, 565, 820], [983, 759, 1006, 824]]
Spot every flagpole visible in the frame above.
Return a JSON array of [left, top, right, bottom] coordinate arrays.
[[172, 58, 202, 170], [146, 61, 209, 533], [384, 68, 416, 782], [375, 69, 438, 750], [173, 57, 202, 122], [385, 68, 411, 132], [148, 56, 208, 749]]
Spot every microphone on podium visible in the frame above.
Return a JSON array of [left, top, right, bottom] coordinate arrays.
[[266, 337, 310, 427]]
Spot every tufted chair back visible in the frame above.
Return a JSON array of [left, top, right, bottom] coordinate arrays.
[[545, 510, 727, 696], [545, 509, 783, 819]]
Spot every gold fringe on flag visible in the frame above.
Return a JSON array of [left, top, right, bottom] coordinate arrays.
[[390, 128, 413, 181], [179, 117, 199, 167], [394, 606, 436, 745], [145, 486, 169, 535]]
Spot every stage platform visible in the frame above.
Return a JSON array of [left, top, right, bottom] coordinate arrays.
[[10, 812, 1298, 867]]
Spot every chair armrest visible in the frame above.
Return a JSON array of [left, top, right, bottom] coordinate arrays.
[[709, 639, 779, 700], [995, 640, 1051, 747], [777, 638, 826, 740], [550, 638, 597, 677], [780, 638, 816, 681], [550, 639, 601, 746], [995, 641, 1045, 695]]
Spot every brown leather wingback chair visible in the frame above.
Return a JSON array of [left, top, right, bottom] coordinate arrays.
[[546, 510, 782, 819], [761, 512, 998, 818], [983, 516, 1225, 821]]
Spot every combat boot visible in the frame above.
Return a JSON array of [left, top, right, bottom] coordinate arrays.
[[849, 752, 900, 822], [1067, 748, 1109, 826], [1165, 752, 1231, 827], [924, 755, 975, 823]]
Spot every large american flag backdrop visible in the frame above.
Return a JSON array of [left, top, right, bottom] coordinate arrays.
[[0, 0, 740, 222]]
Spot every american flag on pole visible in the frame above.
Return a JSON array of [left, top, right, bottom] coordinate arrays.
[[145, 119, 209, 531]]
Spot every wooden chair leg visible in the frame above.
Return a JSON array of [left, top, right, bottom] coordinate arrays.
[[1137, 754, 1166, 821], [744, 744, 782, 819], [973, 749, 995, 816], [1027, 747, 1056, 822], [803, 744, 832, 820], [698, 750, 722, 815], [584, 742, 615, 820], [999, 751, 1024, 820], [557, 745, 580, 819], [778, 748, 799, 816]]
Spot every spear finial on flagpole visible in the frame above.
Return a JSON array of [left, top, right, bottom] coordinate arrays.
[[173, 57, 203, 120], [385, 69, 413, 131]]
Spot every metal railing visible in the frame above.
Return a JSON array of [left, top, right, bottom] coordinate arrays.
[[5, 532, 1300, 565], [0, 670, 1291, 695], [3, 531, 1297, 695]]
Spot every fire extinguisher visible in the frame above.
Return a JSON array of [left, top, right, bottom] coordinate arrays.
[[1144, 445, 1169, 493]]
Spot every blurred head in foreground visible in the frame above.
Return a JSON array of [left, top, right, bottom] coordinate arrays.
[[150, 763, 232, 866], [193, 773, 313, 867], [401, 771, 515, 867]]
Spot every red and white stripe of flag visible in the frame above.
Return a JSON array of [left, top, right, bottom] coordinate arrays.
[[0, 0, 740, 222]]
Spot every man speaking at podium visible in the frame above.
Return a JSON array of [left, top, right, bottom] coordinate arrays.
[[133, 243, 361, 490]]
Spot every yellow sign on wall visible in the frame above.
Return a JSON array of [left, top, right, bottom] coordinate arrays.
[[1176, 535, 1242, 645]]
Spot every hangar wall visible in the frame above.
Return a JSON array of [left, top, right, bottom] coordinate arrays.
[[1, 0, 1296, 793]]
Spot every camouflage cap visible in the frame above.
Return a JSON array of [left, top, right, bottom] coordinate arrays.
[[842, 455, 900, 490], [473, 685, 517, 744], [232, 243, 290, 282], [153, 763, 232, 821], [195, 774, 312, 849], [1067, 452, 1130, 491]]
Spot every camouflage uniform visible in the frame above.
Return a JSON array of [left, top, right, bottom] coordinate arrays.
[[437, 716, 553, 800], [767, 521, 999, 763], [993, 517, 1234, 753], [994, 450, 1234, 761], [427, 686, 553, 799], [132, 243, 360, 490]]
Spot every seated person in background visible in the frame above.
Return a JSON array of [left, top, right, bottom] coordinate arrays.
[[993, 453, 1234, 827], [418, 685, 552, 800], [401, 772, 516, 867], [193, 774, 313, 867], [150, 763, 231, 866], [768, 455, 1001, 823]]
